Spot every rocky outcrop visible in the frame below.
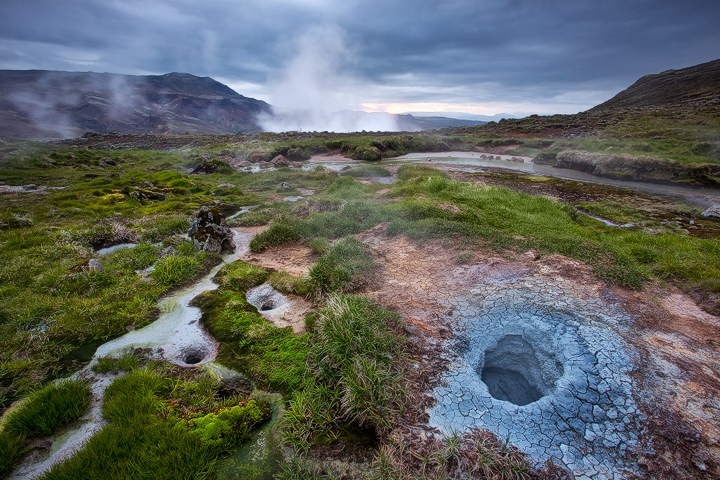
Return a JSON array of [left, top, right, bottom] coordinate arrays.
[[702, 205, 720, 219], [547, 150, 720, 187], [188, 206, 235, 253]]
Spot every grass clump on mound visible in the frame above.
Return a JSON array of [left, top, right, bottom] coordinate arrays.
[[41, 366, 271, 480], [0, 379, 92, 476], [309, 237, 375, 297], [4, 379, 92, 438], [91, 351, 139, 374], [284, 295, 406, 450]]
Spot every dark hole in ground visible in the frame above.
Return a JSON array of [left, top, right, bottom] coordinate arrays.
[[482, 366, 543, 406], [260, 301, 274, 311], [184, 352, 203, 365], [479, 334, 561, 406]]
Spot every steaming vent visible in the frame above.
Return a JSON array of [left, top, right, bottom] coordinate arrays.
[[478, 334, 563, 406]]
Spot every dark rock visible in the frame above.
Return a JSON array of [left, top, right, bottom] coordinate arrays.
[[188, 206, 235, 253], [280, 181, 294, 190], [271, 155, 289, 167], [247, 152, 267, 164]]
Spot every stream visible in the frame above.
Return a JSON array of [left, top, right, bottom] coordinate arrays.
[[306, 151, 720, 206], [10, 228, 258, 479]]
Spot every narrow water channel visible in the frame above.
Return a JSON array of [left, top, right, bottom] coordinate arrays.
[[10, 228, 258, 479]]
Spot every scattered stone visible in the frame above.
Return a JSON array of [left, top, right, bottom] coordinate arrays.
[[247, 152, 267, 164], [292, 162, 303, 168], [99, 158, 117, 166], [259, 161, 272, 169], [217, 183, 235, 189], [280, 181, 294, 190], [187, 206, 235, 253], [271, 155, 289, 167], [701, 205, 720, 219], [130, 190, 166, 201], [138, 181, 155, 188], [87, 258, 104, 273]]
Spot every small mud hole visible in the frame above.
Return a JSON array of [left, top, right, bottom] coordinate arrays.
[[479, 334, 562, 406], [184, 352, 203, 365], [260, 301, 275, 311]]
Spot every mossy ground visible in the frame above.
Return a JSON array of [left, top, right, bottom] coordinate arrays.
[[1, 132, 720, 478]]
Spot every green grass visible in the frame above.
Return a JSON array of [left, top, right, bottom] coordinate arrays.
[[151, 254, 205, 286], [284, 295, 406, 449], [192, 268, 309, 393], [3, 379, 91, 437], [308, 237, 375, 297], [342, 165, 392, 177], [249, 199, 390, 253], [0, 431, 27, 477], [91, 351, 139, 374], [40, 365, 271, 480], [214, 260, 270, 291]]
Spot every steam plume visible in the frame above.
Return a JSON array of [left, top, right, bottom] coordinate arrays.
[[259, 25, 400, 133]]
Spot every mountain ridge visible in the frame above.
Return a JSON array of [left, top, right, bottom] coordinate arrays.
[[590, 58, 720, 111], [0, 70, 271, 139]]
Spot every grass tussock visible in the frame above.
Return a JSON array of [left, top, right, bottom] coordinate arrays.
[[91, 351, 139, 374], [3, 379, 91, 437], [369, 429, 537, 480], [283, 295, 406, 451]]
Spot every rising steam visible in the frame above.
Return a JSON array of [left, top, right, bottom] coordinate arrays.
[[259, 25, 400, 133]]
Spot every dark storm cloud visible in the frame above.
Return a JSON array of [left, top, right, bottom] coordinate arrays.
[[1, 0, 719, 114]]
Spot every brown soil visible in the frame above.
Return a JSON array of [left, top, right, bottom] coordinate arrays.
[[242, 242, 317, 277]]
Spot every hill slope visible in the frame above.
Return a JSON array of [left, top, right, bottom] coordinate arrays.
[[591, 58, 720, 111], [0, 70, 270, 139]]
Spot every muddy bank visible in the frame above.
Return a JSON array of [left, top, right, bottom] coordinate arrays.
[[537, 150, 720, 188]]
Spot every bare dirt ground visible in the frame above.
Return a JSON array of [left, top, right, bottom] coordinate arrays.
[[248, 224, 720, 478]]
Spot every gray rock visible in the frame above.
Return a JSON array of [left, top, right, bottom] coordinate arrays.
[[701, 205, 720, 218], [187, 206, 235, 253], [88, 258, 105, 273], [280, 181, 294, 190]]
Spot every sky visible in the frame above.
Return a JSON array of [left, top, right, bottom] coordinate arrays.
[[1, 0, 719, 119]]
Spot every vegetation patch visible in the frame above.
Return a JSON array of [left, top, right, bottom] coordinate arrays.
[[283, 294, 407, 451], [3, 379, 91, 438], [308, 237, 376, 297], [40, 365, 270, 479]]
